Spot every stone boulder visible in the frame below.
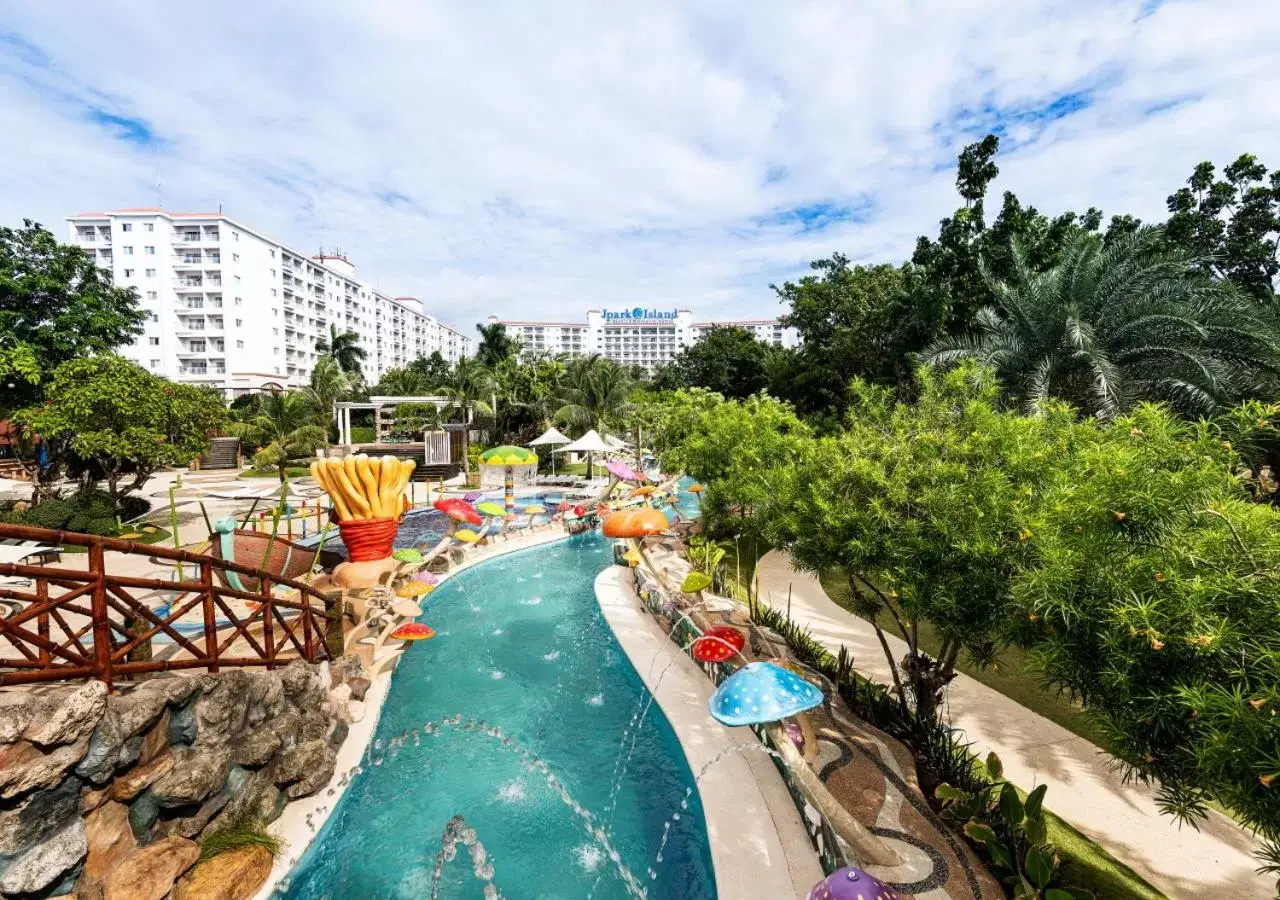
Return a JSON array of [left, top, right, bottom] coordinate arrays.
[[151, 746, 231, 807], [173, 844, 274, 900], [233, 728, 281, 768], [346, 676, 371, 701], [280, 660, 325, 709], [0, 775, 81, 859], [80, 800, 138, 889], [22, 681, 107, 748], [242, 671, 284, 728], [109, 750, 174, 802], [0, 736, 90, 799], [322, 684, 353, 724], [0, 692, 39, 744], [103, 836, 199, 900], [273, 738, 336, 799], [0, 818, 87, 896], [328, 654, 365, 688], [75, 710, 129, 785], [193, 671, 253, 746]]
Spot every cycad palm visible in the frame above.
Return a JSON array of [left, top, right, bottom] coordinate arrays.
[[922, 227, 1280, 419], [227, 391, 328, 483]]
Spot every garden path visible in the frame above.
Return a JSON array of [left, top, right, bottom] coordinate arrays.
[[756, 550, 1269, 900]]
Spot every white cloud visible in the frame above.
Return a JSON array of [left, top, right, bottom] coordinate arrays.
[[0, 0, 1277, 333]]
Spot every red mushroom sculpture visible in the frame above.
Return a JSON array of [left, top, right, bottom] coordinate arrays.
[[433, 498, 482, 527], [691, 625, 744, 663], [391, 622, 436, 642]]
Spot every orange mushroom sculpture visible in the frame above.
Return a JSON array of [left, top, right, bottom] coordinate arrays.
[[602, 507, 673, 592]]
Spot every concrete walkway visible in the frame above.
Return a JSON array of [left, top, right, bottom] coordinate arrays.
[[755, 551, 1269, 900], [594, 566, 824, 900]]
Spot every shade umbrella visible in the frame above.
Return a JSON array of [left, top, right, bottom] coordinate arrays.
[[559, 429, 612, 480], [529, 427, 571, 476]]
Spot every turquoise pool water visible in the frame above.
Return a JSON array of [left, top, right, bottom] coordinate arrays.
[[280, 529, 716, 898]]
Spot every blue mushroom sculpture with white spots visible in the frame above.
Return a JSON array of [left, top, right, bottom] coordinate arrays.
[[709, 661, 823, 726]]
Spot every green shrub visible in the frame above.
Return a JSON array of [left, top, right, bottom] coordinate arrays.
[[24, 498, 74, 530], [350, 426, 374, 444]]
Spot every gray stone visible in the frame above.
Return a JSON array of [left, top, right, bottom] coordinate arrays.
[[23, 682, 107, 748], [116, 734, 145, 770], [327, 721, 349, 751], [269, 710, 302, 751], [127, 789, 161, 841], [274, 739, 335, 799], [297, 711, 330, 743], [0, 736, 90, 799], [75, 711, 127, 785], [233, 728, 281, 768], [280, 660, 324, 709], [0, 692, 39, 744], [0, 776, 81, 858], [328, 654, 364, 687], [346, 676, 371, 701], [0, 818, 87, 895], [192, 672, 251, 746], [169, 700, 198, 746], [108, 681, 172, 738], [243, 671, 284, 728], [150, 746, 232, 808], [205, 769, 284, 836]]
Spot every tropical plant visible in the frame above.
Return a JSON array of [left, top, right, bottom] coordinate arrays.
[[13, 356, 227, 504], [1008, 403, 1280, 877], [554, 355, 633, 434], [226, 390, 328, 483], [437, 358, 496, 477], [315, 324, 368, 379], [936, 754, 1084, 899], [474, 322, 522, 367], [922, 228, 1280, 419], [198, 811, 282, 862], [302, 356, 350, 436], [371, 365, 430, 397]]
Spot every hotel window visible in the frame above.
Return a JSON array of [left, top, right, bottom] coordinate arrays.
[[236, 340, 244, 349], [122, 223, 132, 232], [148, 337, 160, 346], [150, 359, 159, 369], [122, 246, 133, 255], [145, 268, 156, 277], [123, 268, 134, 278], [146, 291, 157, 300], [235, 318, 243, 327], [144, 223, 154, 232], [144, 246, 154, 255]]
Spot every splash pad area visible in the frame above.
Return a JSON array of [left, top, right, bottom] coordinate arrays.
[[277, 533, 716, 898]]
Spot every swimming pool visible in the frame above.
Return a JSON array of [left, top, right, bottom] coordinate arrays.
[[279, 530, 716, 898], [315, 491, 580, 559]]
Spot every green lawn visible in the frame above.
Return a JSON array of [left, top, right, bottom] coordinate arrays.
[[60, 524, 171, 554], [817, 568, 1113, 749], [238, 466, 312, 480], [1046, 810, 1167, 900]]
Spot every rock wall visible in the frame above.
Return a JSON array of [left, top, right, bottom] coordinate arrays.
[[0, 657, 370, 900]]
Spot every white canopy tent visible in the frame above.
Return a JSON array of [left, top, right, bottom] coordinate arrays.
[[603, 433, 631, 450], [557, 429, 612, 479], [528, 427, 571, 475]]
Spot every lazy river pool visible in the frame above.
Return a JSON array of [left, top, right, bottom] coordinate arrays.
[[279, 525, 716, 898]]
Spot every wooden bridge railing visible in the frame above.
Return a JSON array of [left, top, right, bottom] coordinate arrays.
[[0, 523, 341, 690]]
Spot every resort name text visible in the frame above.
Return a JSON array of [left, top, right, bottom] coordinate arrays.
[[602, 308, 679, 322]]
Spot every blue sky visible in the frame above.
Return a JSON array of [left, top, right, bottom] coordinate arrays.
[[1, 1, 1278, 332]]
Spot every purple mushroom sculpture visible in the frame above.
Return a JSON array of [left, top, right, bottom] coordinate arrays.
[[807, 866, 906, 900]]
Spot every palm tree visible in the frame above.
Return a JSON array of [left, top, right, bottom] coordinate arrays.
[[437, 358, 496, 477], [316, 324, 368, 379], [554, 354, 634, 433], [302, 357, 350, 436], [227, 390, 328, 483], [474, 322, 522, 367], [921, 228, 1280, 419], [371, 366, 429, 397]]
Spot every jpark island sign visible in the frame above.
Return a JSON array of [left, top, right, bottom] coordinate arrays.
[[601, 307, 679, 323]]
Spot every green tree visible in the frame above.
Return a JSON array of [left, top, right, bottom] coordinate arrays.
[[226, 390, 328, 483], [14, 356, 227, 503], [922, 228, 1280, 419], [1009, 405, 1280, 879], [371, 365, 429, 397], [554, 355, 633, 434], [315, 324, 368, 379], [474, 322, 521, 368], [657, 326, 770, 399], [763, 366, 1068, 724], [302, 356, 351, 438], [1164, 154, 1280, 301], [408, 350, 452, 387], [437, 357, 496, 477], [0, 220, 147, 412]]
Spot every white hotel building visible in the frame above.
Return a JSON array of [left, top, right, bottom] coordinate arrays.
[[488, 308, 799, 373], [67, 209, 472, 395]]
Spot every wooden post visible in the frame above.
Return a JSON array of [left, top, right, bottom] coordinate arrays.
[[200, 559, 218, 672], [261, 577, 274, 669], [324, 590, 345, 660], [36, 579, 49, 668], [88, 543, 113, 691], [301, 586, 314, 661]]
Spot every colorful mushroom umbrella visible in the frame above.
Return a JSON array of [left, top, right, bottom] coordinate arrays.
[[708, 661, 822, 727], [691, 625, 745, 663], [603, 508, 672, 591], [605, 458, 640, 483], [392, 548, 424, 564], [479, 445, 539, 466], [522, 504, 546, 529], [629, 485, 657, 499], [396, 580, 435, 598], [463, 490, 483, 502], [434, 497, 482, 527], [807, 867, 905, 900], [391, 622, 436, 642], [476, 501, 507, 518]]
